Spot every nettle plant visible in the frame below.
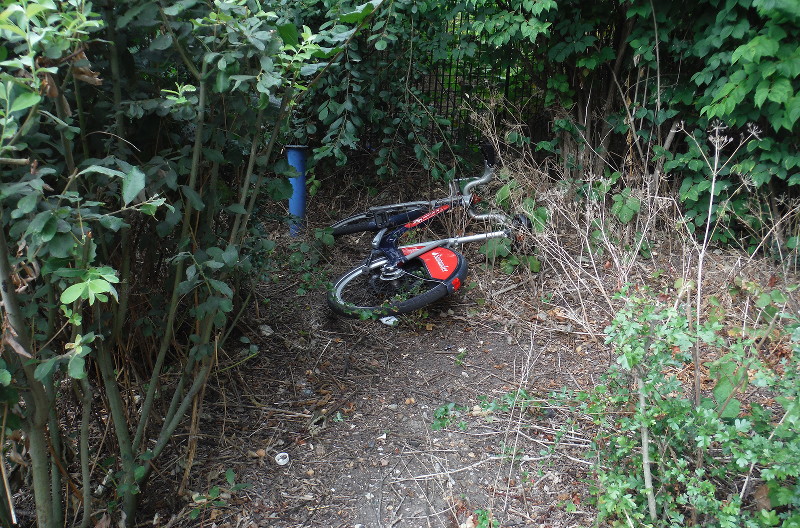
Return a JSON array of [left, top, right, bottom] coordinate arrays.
[[580, 291, 799, 528]]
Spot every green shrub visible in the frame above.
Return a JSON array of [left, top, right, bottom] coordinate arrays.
[[579, 290, 799, 527]]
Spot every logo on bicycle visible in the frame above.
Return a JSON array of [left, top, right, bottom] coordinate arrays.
[[405, 204, 450, 228], [432, 251, 450, 272]]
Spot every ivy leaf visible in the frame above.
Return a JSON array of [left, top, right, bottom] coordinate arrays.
[[479, 238, 511, 258]]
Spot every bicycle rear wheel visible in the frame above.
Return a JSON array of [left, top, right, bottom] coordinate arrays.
[[328, 249, 467, 318]]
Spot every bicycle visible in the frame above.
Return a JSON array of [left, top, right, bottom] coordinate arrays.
[[327, 144, 528, 318]]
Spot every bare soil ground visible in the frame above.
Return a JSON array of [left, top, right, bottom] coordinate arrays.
[[150, 171, 792, 528], [176, 266, 606, 528]]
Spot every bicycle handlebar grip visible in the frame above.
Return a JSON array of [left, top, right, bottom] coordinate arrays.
[[480, 142, 497, 167]]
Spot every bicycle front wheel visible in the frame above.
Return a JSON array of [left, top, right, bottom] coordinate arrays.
[[328, 250, 467, 318]]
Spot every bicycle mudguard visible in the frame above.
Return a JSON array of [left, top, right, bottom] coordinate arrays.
[[401, 246, 468, 292]]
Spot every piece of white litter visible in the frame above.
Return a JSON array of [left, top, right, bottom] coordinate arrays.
[[379, 316, 399, 326]]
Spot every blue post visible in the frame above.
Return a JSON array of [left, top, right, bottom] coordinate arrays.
[[285, 145, 308, 236]]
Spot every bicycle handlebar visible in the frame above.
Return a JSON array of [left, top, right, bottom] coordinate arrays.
[[462, 146, 512, 227], [480, 142, 497, 167]]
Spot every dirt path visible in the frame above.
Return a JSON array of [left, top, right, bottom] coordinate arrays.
[[178, 263, 609, 528]]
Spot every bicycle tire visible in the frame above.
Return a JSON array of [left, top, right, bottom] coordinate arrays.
[[328, 249, 468, 318], [330, 205, 426, 237]]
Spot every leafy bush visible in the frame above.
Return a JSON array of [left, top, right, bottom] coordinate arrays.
[[579, 290, 799, 527], [0, 1, 374, 526]]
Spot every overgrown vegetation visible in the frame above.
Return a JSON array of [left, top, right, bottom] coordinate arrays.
[[1, 0, 798, 526], [0, 1, 370, 526], [583, 290, 799, 527]]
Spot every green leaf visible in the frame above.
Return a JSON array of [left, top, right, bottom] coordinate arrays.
[[134, 465, 147, 481], [277, 23, 299, 47], [87, 279, 112, 295], [0, 370, 10, 386], [266, 178, 293, 201], [122, 167, 145, 205], [99, 215, 126, 231], [755, 292, 772, 308], [374, 39, 388, 51], [47, 233, 75, 258], [9, 91, 40, 113], [300, 62, 326, 76], [117, 3, 152, 29], [67, 355, 86, 379], [181, 185, 205, 211], [15, 192, 38, 216], [479, 238, 511, 258], [208, 279, 233, 298], [34, 358, 59, 381], [149, 33, 173, 51], [214, 70, 229, 93], [162, 0, 198, 16], [273, 158, 299, 179], [754, 79, 770, 108], [340, 0, 381, 23], [767, 77, 792, 104], [225, 203, 247, 215], [203, 148, 225, 163], [78, 165, 126, 178], [221, 245, 238, 266], [25, 211, 52, 239], [61, 283, 86, 304], [495, 183, 512, 206], [719, 398, 741, 419]]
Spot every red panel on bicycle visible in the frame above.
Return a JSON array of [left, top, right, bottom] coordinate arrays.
[[401, 246, 464, 282]]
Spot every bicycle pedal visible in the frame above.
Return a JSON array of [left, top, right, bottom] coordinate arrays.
[[512, 213, 533, 231]]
